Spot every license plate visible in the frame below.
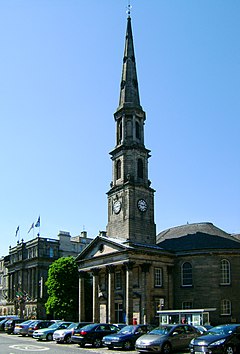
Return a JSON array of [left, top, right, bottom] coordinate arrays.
[[137, 345, 147, 348], [105, 341, 111, 344], [195, 352, 203, 354]]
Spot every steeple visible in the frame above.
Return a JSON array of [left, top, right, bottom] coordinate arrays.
[[106, 13, 156, 245], [117, 15, 141, 111]]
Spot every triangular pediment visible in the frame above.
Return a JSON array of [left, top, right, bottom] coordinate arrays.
[[75, 236, 131, 261]]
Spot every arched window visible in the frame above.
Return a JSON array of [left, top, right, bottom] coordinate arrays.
[[220, 259, 231, 285], [116, 160, 121, 180], [117, 120, 122, 144], [137, 159, 143, 179], [181, 262, 192, 286], [221, 299, 231, 315], [136, 121, 140, 139]]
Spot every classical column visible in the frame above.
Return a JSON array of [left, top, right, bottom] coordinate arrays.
[[107, 265, 115, 323], [31, 268, 35, 299], [140, 263, 151, 324], [92, 268, 100, 323], [27, 269, 31, 298], [78, 271, 86, 322], [124, 261, 135, 325]]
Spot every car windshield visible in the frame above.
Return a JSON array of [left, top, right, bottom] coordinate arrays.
[[48, 323, 61, 330], [149, 326, 173, 335], [206, 325, 237, 336], [80, 324, 96, 331], [66, 322, 77, 329], [119, 325, 136, 334]]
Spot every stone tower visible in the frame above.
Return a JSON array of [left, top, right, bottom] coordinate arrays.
[[106, 15, 156, 245]]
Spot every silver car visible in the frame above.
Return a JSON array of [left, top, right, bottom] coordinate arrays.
[[53, 322, 78, 344], [14, 320, 36, 336], [135, 324, 200, 354]]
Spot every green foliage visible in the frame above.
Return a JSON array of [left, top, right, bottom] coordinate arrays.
[[45, 256, 79, 321]]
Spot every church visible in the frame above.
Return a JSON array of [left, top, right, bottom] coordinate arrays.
[[76, 13, 240, 327]]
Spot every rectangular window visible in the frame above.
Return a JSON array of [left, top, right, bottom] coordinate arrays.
[[154, 268, 163, 287], [115, 271, 122, 289], [220, 260, 231, 285], [221, 299, 231, 315]]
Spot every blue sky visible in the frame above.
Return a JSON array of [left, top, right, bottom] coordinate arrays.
[[1, 0, 239, 256]]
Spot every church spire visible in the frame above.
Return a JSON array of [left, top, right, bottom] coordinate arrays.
[[117, 15, 141, 111]]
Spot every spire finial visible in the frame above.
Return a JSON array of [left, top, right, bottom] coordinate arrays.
[[126, 0, 132, 17]]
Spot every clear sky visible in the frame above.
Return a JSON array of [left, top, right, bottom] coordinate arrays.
[[1, 0, 239, 257]]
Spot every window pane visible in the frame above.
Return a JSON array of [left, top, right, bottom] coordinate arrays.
[[154, 268, 162, 287], [221, 299, 231, 315], [221, 259, 230, 285]]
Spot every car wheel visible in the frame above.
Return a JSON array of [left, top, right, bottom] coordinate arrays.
[[65, 335, 72, 344], [225, 346, 234, 354], [46, 333, 53, 341], [162, 342, 172, 354], [93, 338, 102, 348], [123, 340, 132, 350]]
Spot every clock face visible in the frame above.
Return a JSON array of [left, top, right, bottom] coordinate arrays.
[[113, 200, 121, 214], [137, 199, 148, 212]]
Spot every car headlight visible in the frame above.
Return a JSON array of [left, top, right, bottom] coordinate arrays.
[[190, 338, 195, 345], [209, 338, 226, 346]]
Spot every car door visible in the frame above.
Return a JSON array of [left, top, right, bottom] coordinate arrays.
[[169, 325, 189, 350]]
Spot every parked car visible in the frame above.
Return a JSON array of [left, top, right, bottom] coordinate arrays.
[[189, 323, 240, 354], [4, 319, 24, 334], [103, 324, 153, 350], [53, 322, 91, 344], [33, 321, 73, 341], [0, 316, 20, 331], [71, 323, 119, 348], [135, 324, 200, 354], [14, 319, 36, 336], [53, 322, 78, 344], [28, 320, 55, 336]]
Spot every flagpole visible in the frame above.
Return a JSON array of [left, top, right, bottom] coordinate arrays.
[[35, 216, 40, 237]]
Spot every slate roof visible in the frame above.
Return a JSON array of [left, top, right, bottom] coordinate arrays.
[[156, 222, 240, 252]]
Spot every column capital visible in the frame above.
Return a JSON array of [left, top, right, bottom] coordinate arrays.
[[78, 270, 87, 278], [123, 261, 135, 271], [91, 268, 100, 276], [107, 265, 115, 273]]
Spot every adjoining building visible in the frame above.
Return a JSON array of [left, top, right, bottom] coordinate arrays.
[[76, 14, 240, 326], [0, 230, 92, 318]]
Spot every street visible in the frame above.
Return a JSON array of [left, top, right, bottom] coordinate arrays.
[[0, 333, 190, 354]]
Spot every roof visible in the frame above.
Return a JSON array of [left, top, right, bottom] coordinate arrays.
[[156, 222, 240, 252]]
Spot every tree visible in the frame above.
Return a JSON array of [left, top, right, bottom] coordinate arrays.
[[45, 256, 79, 321]]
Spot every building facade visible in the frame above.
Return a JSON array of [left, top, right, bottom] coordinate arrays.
[[76, 14, 240, 326], [0, 230, 92, 318]]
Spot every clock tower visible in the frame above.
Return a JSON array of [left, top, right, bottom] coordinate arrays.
[[106, 14, 156, 245]]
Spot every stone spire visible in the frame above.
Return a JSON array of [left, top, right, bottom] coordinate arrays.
[[117, 15, 141, 111]]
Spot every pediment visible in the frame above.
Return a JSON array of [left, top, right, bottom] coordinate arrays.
[[76, 236, 128, 261]]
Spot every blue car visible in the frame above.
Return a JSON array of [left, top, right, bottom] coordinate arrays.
[[103, 324, 153, 350]]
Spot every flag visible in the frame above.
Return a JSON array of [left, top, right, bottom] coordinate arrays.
[[35, 216, 40, 228], [28, 223, 34, 233], [15, 226, 19, 237]]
